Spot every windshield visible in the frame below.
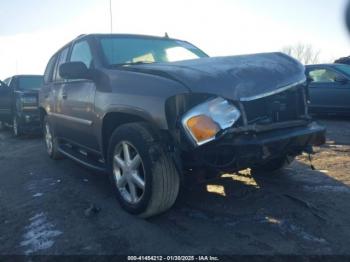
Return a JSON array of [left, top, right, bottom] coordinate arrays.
[[335, 64, 350, 76], [99, 37, 208, 66], [18, 76, 43, 90]]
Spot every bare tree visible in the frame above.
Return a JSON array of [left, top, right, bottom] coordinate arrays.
[[281, 43, 320, 65]]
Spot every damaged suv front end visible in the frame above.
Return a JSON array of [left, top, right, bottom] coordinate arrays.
[[180, 88, 325, 173], [161, 53, 326, 173]]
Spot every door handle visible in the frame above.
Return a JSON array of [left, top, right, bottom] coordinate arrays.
[[62, 92, 68, 99]]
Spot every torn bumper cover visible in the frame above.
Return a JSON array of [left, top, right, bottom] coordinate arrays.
[[190, 121, 326, 171]]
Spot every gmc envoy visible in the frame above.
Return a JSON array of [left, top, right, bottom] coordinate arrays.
[[39, 34, 326, 217]]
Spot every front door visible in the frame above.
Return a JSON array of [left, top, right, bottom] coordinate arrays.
[[56, 40, 98, 151]]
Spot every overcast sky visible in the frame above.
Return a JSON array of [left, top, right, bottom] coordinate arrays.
[[0, 0, 349, 79]]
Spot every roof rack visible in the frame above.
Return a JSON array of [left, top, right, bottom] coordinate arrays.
[[74, 34, 87, 40]]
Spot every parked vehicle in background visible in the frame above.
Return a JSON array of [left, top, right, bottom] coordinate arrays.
[[0, 75, 43, 136], [0, 80, 7, 130], [39, 34, 326, 218], [305, 64, 350, 115], [334, 56, 350, 65]]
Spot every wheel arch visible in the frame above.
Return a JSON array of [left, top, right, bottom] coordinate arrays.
[[100, 110, 162, 159]]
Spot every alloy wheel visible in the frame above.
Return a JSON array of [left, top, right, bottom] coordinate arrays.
[[113, 141, 146, 204]]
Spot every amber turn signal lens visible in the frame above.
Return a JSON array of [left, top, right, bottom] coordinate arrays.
[[187, 115, 220, 143]]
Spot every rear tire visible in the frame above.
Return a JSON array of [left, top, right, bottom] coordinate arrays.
[[251, 156, 295, 174], [43, 115, 63, 160], [107, 122, 180, 218]]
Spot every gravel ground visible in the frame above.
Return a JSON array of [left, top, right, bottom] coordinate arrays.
[[0, 117, 350, 255]]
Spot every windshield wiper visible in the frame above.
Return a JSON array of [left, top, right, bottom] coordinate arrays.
[[111, 61, 155, 67]]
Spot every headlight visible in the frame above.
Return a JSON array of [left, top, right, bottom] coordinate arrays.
[[181, 97, 241, 146], [21, 96, 37, 104]]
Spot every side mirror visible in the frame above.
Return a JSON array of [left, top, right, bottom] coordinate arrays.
[[306, 76, 313, 84], [335, 75, 348, 84], [59, 62, 90, 80], [0, 80, 8, 88]]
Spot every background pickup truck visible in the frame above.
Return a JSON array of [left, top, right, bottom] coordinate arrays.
[[0, 75, 43, 136]]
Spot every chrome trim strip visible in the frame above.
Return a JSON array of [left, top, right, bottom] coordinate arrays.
[[239, 78, 306, 102], [49, 112, 93, 126], [22, 106, 39, 110]]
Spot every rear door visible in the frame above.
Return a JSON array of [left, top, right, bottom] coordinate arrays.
[[50, 46, 70, 136], [56, 40, 98, 150], [0, 78, 12, 122], [307, 67, 350, 112]]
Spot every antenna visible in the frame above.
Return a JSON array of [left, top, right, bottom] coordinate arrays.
[[109, 0, 113, 33]]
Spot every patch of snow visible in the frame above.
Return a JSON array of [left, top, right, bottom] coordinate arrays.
[[281, 222, 327, 244], [26, 182, 37, 191], [50, 179, 61, 186], [261, 216, 327, 245], [20, 213, 62, 255]]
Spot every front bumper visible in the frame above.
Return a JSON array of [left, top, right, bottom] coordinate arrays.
[[224, 121, 325, 147], [188, 121, 326, 171], [16, 110, 41, 132]]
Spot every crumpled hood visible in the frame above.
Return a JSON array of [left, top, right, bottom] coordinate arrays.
[[125, 52, 305, 101]]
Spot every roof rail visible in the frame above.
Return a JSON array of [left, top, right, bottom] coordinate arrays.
[[74, 34, 87, 40]]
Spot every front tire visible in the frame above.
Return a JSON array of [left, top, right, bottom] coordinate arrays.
[[13, 116, 22, 137], [43, 115, 62, 160], [107, 122, 180, 218]]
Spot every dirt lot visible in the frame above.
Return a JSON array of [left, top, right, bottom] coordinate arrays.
[[0, 117, 350, 255]]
